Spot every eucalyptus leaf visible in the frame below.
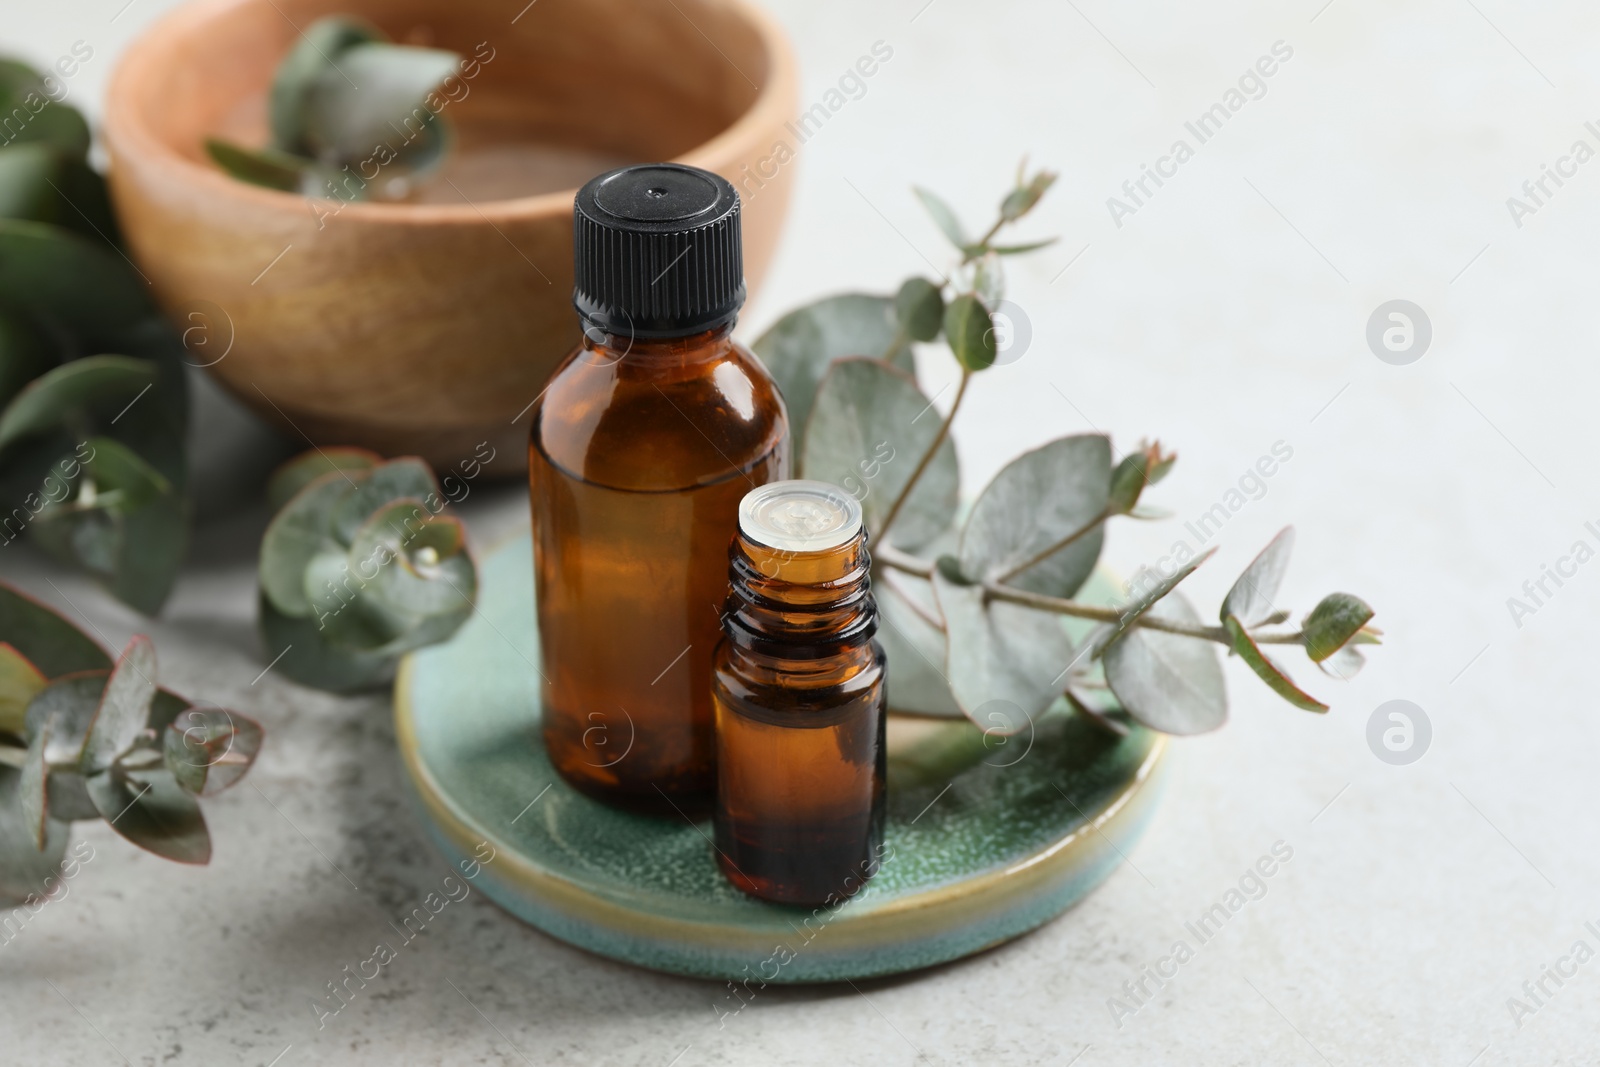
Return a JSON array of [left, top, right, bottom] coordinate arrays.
[[203, 138, 312, 194], [18, 717, 49, 847], [1221, 527, 1295, 627], [751, 293, 916, 448], [32, 463, 187, 616], [989, 238, 1059, 255], [999, 171, 1056, 221], [913, 185, 967, 249], [933, 570, 1078, 734], [943, 294, 997, 373], [300, 43, 459, 163], [266, 445, 381, 511], [0, 642, 46, 735], [0, 766, 68, 906], [1317, 644, 1366, 681], [0, 143, 118, 248], [269, 16, 383, 155], [0, 62, 91, 159], [0, 354, 157, 452], [0, 585, 108, 678], [328, 457, 437, 544], [1103, 593, 1227, 735], [0, 221, 153, 339], [40, 435, 172, 516], [874, 559, 962, 717], [258, 590, 398, 692], [894, 277, 943, 342], [1097, 547, 1216, 656], [85, 767, 210, 864], [349, 500, 474, 621], [1224, 615, 1327, 712], [801, 357, 958, 550], [1302, 592, 1375, 663], [259, 471, 358, 617], [958, 434, 1110, 597], [81, 636, 156, 774], [164, 706, 263, 796]]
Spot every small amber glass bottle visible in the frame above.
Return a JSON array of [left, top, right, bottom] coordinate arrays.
[[529, 164, 788, 813], [713, 480, 887, 906]]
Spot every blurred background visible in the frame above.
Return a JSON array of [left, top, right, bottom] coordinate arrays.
[[4, 0, 1598, 1063]]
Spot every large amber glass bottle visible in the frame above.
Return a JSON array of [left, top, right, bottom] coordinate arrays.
[[713, 481, 888, 906], [529, 164, 788, 813]]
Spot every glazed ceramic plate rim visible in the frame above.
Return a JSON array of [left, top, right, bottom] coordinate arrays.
[[394, 531, 1171, 981]]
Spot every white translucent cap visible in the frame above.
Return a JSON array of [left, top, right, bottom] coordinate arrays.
[[738, 480, 863, 553]]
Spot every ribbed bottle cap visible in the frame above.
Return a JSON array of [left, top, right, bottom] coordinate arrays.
[[572, 163, 745, 338], [738, 480, 864, 554]]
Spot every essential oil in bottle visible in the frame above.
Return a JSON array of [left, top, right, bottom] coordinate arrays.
[[713, 480, 888, 906], [528, 164, 789, 813]]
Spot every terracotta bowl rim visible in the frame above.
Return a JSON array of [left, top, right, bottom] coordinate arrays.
[[102, 0, 798, 225]]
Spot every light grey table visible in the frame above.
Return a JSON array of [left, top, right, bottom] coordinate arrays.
[[5, 1, 1598, 1063]]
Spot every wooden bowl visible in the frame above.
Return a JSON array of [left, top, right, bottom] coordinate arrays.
[[103, 0, 798, 473]]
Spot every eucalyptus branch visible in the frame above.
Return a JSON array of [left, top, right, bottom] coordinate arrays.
[[875, 543, 1305, 647], [979, 579, 1305, 646], [876, 542, 935, 578], [875, 369, 970, 542]]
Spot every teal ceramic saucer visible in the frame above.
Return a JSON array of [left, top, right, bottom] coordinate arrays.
[[395, 532, 1168, 982]]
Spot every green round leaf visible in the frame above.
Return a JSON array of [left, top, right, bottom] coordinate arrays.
[[1302, 592, 1376, 663], [348, 500, 474, 620], [0, 355, 156, 453], [81, 636, 156, 775], [1224, 614, 1327, 713], [1103, 593, 1227, 734], [269, 16, 384, 155], [22, 671, 108, 770], [932, 569, 1077, 735], [800, 357, 959, 550], [958, 434, 1110, 596], [204, 138, 313, 194], [267, 446, 382, 511], [0, 61, 91, 159], [85, 766, 210, 864], [944, 294, 997, 373], [894, 277, 943, 342], [1221, 527, 1295, 627], [164, 706, 263, 796], [0, 642, 46, 735], [259, 470, 361, 617], [257, 590, 398, 693], [751, 293, 917, 452], [0, 584, 108, 678], [913, 185, 967, 249], [300, 43, 460, 164], [0, 766, 69, 906], [328, 457, 439, 544], [0, 221, 154, 340]]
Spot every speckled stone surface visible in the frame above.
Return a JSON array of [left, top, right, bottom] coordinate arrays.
[[398, 536, 1165, 982], [8, 0, 1600, 1063]]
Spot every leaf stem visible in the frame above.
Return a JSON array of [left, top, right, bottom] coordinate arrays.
[[875, 369, 970, 543], [875, 544, 1303, 646], [880, 568, 947, 633], [993, 506, 1111, 584], [979, 580, 1304, 645]]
